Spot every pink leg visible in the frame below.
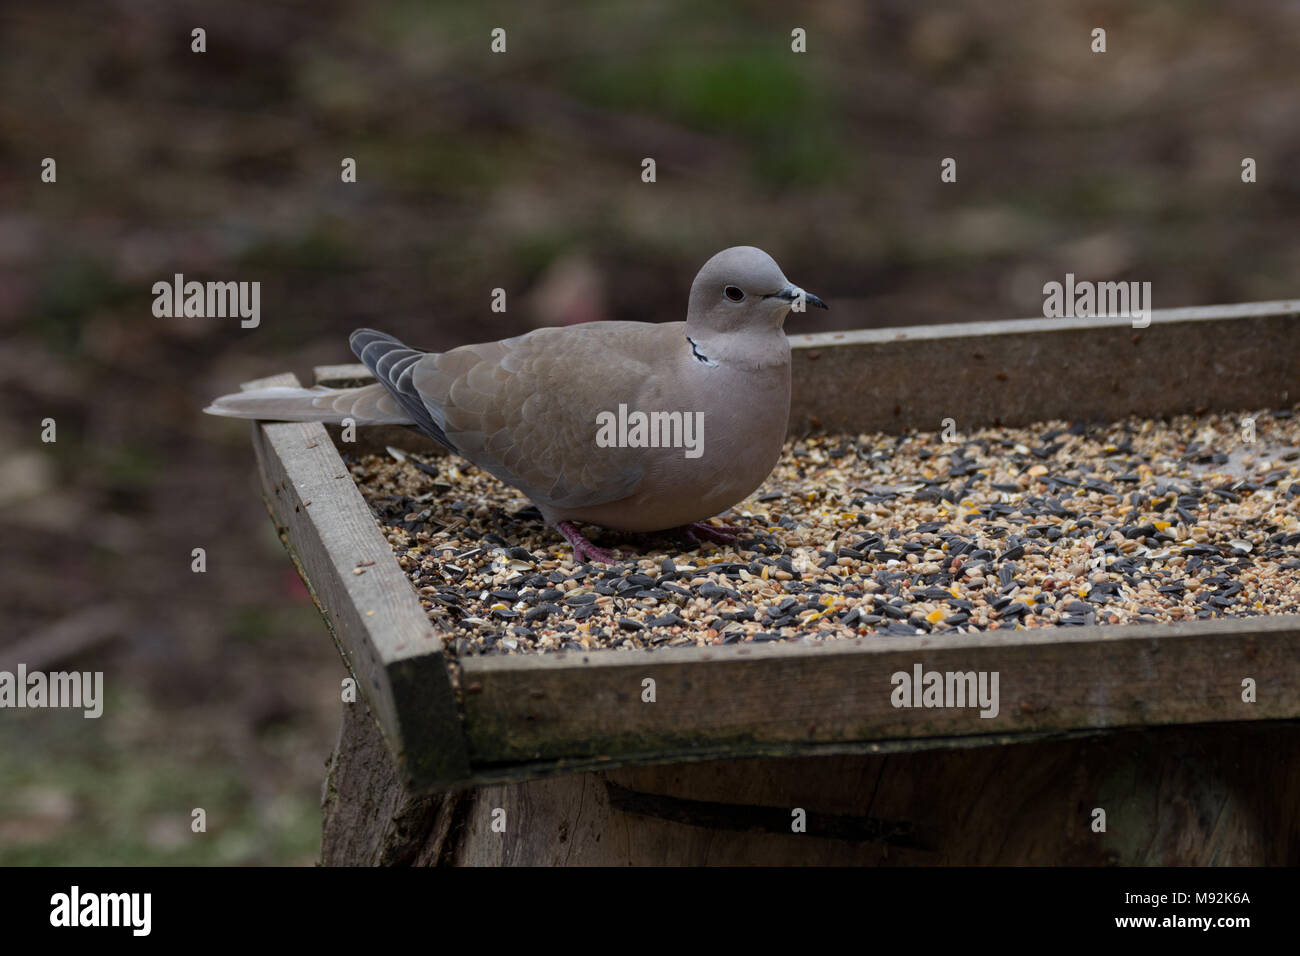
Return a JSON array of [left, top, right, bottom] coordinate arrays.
[[556, 521, 619, 565]]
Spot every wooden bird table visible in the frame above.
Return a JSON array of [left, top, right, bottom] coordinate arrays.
[[241, 301, 1300, 865]]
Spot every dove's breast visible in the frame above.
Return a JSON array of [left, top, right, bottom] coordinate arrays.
[[557, 338, 792, 531]]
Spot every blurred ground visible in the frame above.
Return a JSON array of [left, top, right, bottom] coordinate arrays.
[[1, 0, 1298, 864]]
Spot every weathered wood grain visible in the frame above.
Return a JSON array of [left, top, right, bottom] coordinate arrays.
[[314, 363, 375, 385], [244, 373, 468, 788], [789, 300, 1299, 435], [448, 726, 1300, 864], [321, 704, 1300, 865], [458, 615, 1300, 767], [321, 697, 464, 866]]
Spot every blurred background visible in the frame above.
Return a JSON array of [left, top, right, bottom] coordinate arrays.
[[2, 0, 1298, 864]]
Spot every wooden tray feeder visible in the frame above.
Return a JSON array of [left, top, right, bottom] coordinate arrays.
[[240, 301, 1300, 865]]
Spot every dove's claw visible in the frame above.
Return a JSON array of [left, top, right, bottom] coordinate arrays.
[[681, 521, 746, 546], [557, 521, 619, 565]]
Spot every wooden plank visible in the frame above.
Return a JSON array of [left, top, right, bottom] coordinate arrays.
[[457, 615, 1300, 765], [789, 299, 1299, 434], [314, 363, 374, 385], [243, 373, 469, 789], [441, 722, 1300, 865], [322, 706, 1300, 864]]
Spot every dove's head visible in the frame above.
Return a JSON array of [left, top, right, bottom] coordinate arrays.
[[686, 246, 827, 336]]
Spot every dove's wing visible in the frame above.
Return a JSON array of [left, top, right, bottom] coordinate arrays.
[[406, 321, 686, 510], [351, 322, 692, 511]]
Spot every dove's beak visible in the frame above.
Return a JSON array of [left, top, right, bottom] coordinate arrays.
[[802, 290, 829, 310], [768, 285, 828, 311]]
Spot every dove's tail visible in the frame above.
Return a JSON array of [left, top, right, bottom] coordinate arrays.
[[203, 383, 414, 425], [205, 328, 458, 450]]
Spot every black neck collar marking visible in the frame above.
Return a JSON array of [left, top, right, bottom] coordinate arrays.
[[686, 335, 718, 367]]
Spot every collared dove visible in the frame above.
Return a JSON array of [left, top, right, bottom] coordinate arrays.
[[206, 246, 826, 563]]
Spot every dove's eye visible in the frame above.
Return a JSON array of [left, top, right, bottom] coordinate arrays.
[[724, 285, 745, 302]]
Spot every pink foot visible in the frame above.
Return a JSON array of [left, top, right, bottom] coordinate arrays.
[[681, 520, 747, 547], [556, 521, 619, 565]]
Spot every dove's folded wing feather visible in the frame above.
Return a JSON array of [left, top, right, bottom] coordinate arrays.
[[414, 322, 682, 510]]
